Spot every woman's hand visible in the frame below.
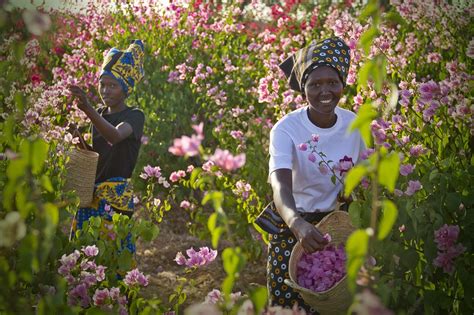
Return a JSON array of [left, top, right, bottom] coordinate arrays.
[[290, 217, 328, 254], [69, 85, 92, 113]]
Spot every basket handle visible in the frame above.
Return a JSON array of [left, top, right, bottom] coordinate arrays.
[[283, 279, 329, 301], [71, 126, 92, 151]]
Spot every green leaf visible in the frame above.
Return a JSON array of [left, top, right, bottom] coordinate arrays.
[[207, 213, 224, 248], [377, 199, 398, 240], [249, 286, 268, 315], [44, 202, 59, 227], [346, 229, 369, 291], [348, 201, 364, 228], [222, 247, 245, 276], [344, 165, 368, 197], [222, 275, 235, 297], [378, 152, 400, 192], [202, 191, 224, 213], [7, 158, 27, 181], [117, 250, 133, 271], [349, 103, 377, 147], [373, 55, 387, 92], [31, 139, 49, 175], [357, 61, 373, 88], [40, 175, 53, 192], [358, 0, 378, 22], [359, 26, 379, 55]]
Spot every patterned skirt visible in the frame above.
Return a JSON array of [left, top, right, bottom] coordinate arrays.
[[71, 177, 135, 254], [267, 211, 332, 315]]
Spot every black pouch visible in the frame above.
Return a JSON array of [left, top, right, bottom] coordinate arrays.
[[254, 201, 292, 235]]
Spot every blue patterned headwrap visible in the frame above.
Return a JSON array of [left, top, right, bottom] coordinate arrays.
[[99, 39, 145, 95], [279, 37, 351, 93]]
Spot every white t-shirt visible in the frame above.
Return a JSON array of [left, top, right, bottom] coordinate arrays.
[[269, 106, 365, 213]]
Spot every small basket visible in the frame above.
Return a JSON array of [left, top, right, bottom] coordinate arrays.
[[64, 147, 99, 207], [285, 211, 355, 315]]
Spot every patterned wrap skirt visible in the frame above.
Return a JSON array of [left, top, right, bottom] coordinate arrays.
[[267, 211, 332, 315], [71, 177, 135, 254]]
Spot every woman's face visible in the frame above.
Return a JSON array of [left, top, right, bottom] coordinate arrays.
[[304, 66, 343, 115], [99, 75, 126, 108]]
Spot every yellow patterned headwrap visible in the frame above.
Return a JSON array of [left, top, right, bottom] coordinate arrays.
[[100, 39, 145, 95]]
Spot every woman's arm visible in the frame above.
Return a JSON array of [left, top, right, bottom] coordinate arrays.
[[69, 85, 133, 145], [270, 169, 328, 253]]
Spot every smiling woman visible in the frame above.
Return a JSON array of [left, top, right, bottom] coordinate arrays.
[[264, 37, 365, 313]]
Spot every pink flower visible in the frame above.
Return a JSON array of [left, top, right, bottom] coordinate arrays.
[[298, 143, 308, 151], [168, 134, 201, 157], [360, 148, 375, 160], [205, 289, 222, 304], [82, 245, 99, 257], [210, 149, 245, 172], [308, 153, 316, 163], [186, 165, 195, 173], [230, 130, 244, 140], [169, 170, 186, 182], [180, 200, 191, 209], [394, 189, 404, 197], [409, 144, 426, 157], [419, 80, 439, 102], [59, 250, 81, 272], [433, 243, 466, 274], [334, 156, 354, 176], [124, 268, 149, 287], [174, 252, 187, 265], [297, 244, 346, 292], [140, 135, 149, 145], [95, 265, 106, 281], [434, 224, 460, 251], [311, 134, 320, 142], [202, 160, 215, 172], [399, 164, 414, 176], [323, 233, 332, 242], [93, 288, 110, 306], [405, 180, 422, 196], [68, 283, 90, 308], [175, 247, 218, 268], [319, 164, 329, 175], [104, 204, 112, 213], [140, 165, 162, 180]]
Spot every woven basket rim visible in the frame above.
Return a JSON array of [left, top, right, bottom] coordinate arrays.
[[69, 147, 99, 157]]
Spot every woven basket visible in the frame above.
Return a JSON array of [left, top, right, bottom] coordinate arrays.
[[64, 148, 99, 207], [285, 211, 355, 315]]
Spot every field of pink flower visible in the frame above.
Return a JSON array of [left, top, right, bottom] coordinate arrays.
[[0, 0, 472, 314]]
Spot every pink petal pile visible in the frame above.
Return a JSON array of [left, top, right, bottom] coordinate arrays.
[[297, 244, 346, 292]]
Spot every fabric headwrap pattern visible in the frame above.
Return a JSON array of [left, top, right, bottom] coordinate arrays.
[[100, 39, 145, 95], [279, 37, 351, 93]]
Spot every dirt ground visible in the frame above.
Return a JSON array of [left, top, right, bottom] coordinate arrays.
[[135, 206, 268, 311]]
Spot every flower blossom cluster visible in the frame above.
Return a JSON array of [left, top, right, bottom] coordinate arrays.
[[174, 247, 217, 268], [140, 165, 170, 188], [204, 289, 241, 306], [299, 135, 353, 180], [57, 246, 129, 314], [123, 268, 149, 287], [169, 122, 204, 157], [297, 244, 346, 292], [433, 224, 466, 274], [169, 170, 186, 182], [232, 180, 252, 200], [209, 148, 246, 172]]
